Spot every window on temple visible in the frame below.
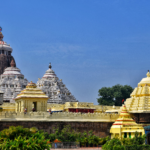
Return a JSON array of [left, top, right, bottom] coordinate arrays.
[[129, 132, 131, 138], [124, 132, 127, 138]]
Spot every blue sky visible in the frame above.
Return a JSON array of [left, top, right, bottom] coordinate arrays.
[[1, 0, 150, 104]]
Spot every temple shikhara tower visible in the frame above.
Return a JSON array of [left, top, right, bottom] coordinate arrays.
[[125, 71, 150, 123], [0, 60, 28, 103], [36, 63, 78, 104], [0, 27, 28, 103], [0, 27, 16, 75]]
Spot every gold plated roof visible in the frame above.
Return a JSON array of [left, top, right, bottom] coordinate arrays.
[[112, 105, 136, 126], [125, 71, 150, 113], [15, 81, 48, 100]]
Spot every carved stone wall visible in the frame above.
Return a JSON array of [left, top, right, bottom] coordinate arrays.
[[0, 54, 16, 75], [0, 121, 113, 137], [131, 113, 150, 123]]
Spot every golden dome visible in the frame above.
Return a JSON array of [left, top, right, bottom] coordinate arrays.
[[138, 71, 150, 86], [26, 81, 37, 88]]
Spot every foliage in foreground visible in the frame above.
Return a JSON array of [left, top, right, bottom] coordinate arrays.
[[0, 125, 110, 148], [49, 124, 110, 146], [102, 132, 147, 150], [0, 126, 51, 150]]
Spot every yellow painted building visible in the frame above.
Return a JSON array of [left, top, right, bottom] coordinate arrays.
[[15, 81, 48, 112], [110, 105, 144, 139]]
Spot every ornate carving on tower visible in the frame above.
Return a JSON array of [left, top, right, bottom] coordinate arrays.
[[125, 70, 150, 113], [0, 61, 28, 103], [36, 63, 78, 104], [0, 27, 16, 75]]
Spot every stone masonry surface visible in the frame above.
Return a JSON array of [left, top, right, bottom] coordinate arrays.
[[0, 121, 113, 137]]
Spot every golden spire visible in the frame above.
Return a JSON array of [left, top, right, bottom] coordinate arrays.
[[26, 81, 37, 88], [147, 70, 150, 77]]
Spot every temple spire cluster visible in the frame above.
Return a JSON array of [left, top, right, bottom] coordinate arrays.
[[0, 27, 78, 104]]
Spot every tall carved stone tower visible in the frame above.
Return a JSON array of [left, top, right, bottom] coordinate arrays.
[[0, 27, 16, 75]]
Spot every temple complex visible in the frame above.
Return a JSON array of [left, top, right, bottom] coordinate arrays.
[[0, 27, 16, 75], [36, 63, 78, 104], [0, 60, 28, 103], [15, 81, 48, 112], [1, 27, 150, 141]]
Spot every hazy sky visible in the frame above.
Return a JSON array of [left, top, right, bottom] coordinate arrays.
[[1, 0, 150, 104]]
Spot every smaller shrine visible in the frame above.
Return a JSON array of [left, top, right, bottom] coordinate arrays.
[[15, 81, 48, 112], [110, 105, 144, 139]]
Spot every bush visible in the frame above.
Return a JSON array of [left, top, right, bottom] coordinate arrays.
[[99, 136, 110, 145], [51, 125, 107, 146], [102, 138, 122, 150], [125, 145, 150, 150], [0, 126, 51, 150], [121, 132, 146, 146], [113, 145, 125, 150]]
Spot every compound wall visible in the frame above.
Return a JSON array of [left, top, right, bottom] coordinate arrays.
[[0, 121, 113, 138]]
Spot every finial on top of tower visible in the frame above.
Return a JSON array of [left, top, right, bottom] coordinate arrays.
[[147, 70, 150, 77], [0, 27, 3, 41], [49, 63, 52, 69], [10, 59, 15, 67]]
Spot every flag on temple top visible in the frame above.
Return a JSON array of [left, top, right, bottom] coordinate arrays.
[[122, 99, 124, 103]]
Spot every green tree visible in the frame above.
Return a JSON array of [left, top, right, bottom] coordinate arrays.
[[97, 84, 133, 106]]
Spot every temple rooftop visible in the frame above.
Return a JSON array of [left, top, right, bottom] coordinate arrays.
[[125, 71, 150, 113]]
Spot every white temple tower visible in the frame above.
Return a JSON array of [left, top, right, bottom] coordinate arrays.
[[36, 63, 78, 104], [0, 60, 28, 103]]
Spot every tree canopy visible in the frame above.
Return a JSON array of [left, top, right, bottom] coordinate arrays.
[[97, 84, 134, 106]]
